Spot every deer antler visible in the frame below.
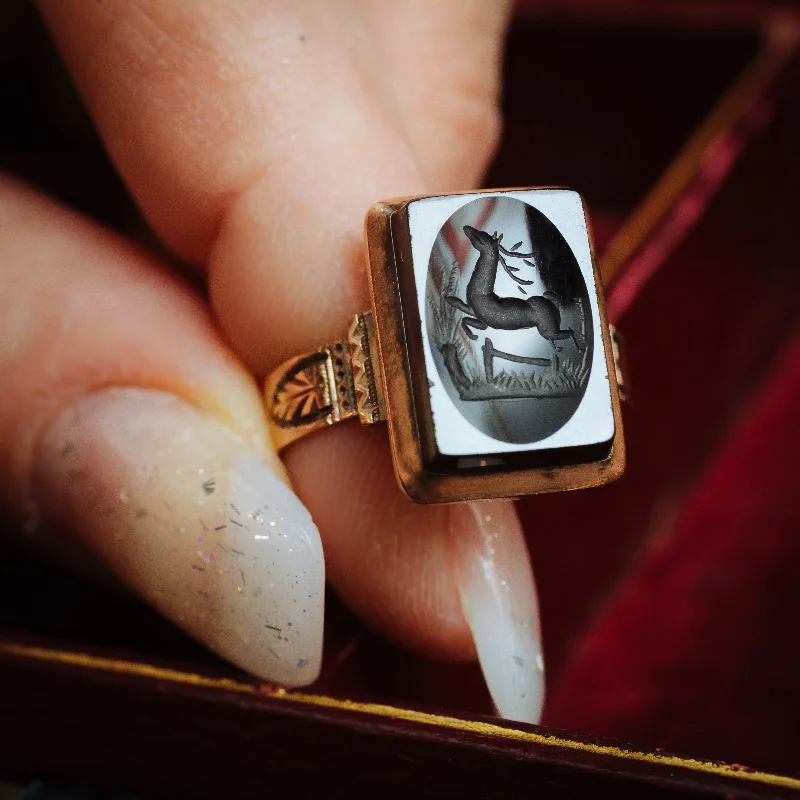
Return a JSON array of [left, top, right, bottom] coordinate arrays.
[[498, 242, 536, 260], [499, 254, 534, 286]]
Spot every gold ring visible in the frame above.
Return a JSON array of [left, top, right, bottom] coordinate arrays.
[[265, 188, 626, 504]]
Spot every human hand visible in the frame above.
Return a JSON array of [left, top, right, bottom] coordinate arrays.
[[1, 0, 544, 723]]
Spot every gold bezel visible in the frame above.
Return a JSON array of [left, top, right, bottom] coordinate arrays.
[[364, 189, 625, 504]]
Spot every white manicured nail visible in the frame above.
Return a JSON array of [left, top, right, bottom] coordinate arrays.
[[36, 388, 324, 686], [450, 501, 544, 724]]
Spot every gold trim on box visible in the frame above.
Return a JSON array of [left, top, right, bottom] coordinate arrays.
[[600, 14, 800, 287], [2, 642, 799, 793]]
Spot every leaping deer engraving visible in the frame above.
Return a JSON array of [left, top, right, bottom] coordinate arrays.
[[445, 225, 584, 352]]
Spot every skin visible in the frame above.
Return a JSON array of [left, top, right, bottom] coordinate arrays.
[[0, 1, 517, 664]]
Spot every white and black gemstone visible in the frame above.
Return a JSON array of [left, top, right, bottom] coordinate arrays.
[[408, 190, 614, 457]]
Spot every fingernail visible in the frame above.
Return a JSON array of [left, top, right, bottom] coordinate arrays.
[[35, 388, 325, 686], [449, 501, 544, 724]]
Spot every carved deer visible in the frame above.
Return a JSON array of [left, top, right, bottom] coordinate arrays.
[[446, 225, 583, 351]]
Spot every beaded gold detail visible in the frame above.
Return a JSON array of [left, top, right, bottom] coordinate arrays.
[[265, 312, 385, 451], [348, 312, 387, 426]]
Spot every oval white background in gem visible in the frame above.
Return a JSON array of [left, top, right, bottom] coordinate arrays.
[[408, 189, 615, 457]]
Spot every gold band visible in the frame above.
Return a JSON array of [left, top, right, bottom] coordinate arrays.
[[265, 312, 387, 451]]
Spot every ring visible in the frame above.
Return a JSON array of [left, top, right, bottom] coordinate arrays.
[[265, 188, 626, 504]]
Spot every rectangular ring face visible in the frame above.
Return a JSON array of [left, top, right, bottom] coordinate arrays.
[[366, 188, 624, 503]]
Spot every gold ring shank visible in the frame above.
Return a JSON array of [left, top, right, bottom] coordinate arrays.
[[264, 312, 387, 451]]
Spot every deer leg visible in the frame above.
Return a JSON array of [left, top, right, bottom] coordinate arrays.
[[572, 330, 587, 351], [445, 296, 474, 315], [462, 317, 488, 341], [549, 329, 584, 351], [546, 330, 570, 353]]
